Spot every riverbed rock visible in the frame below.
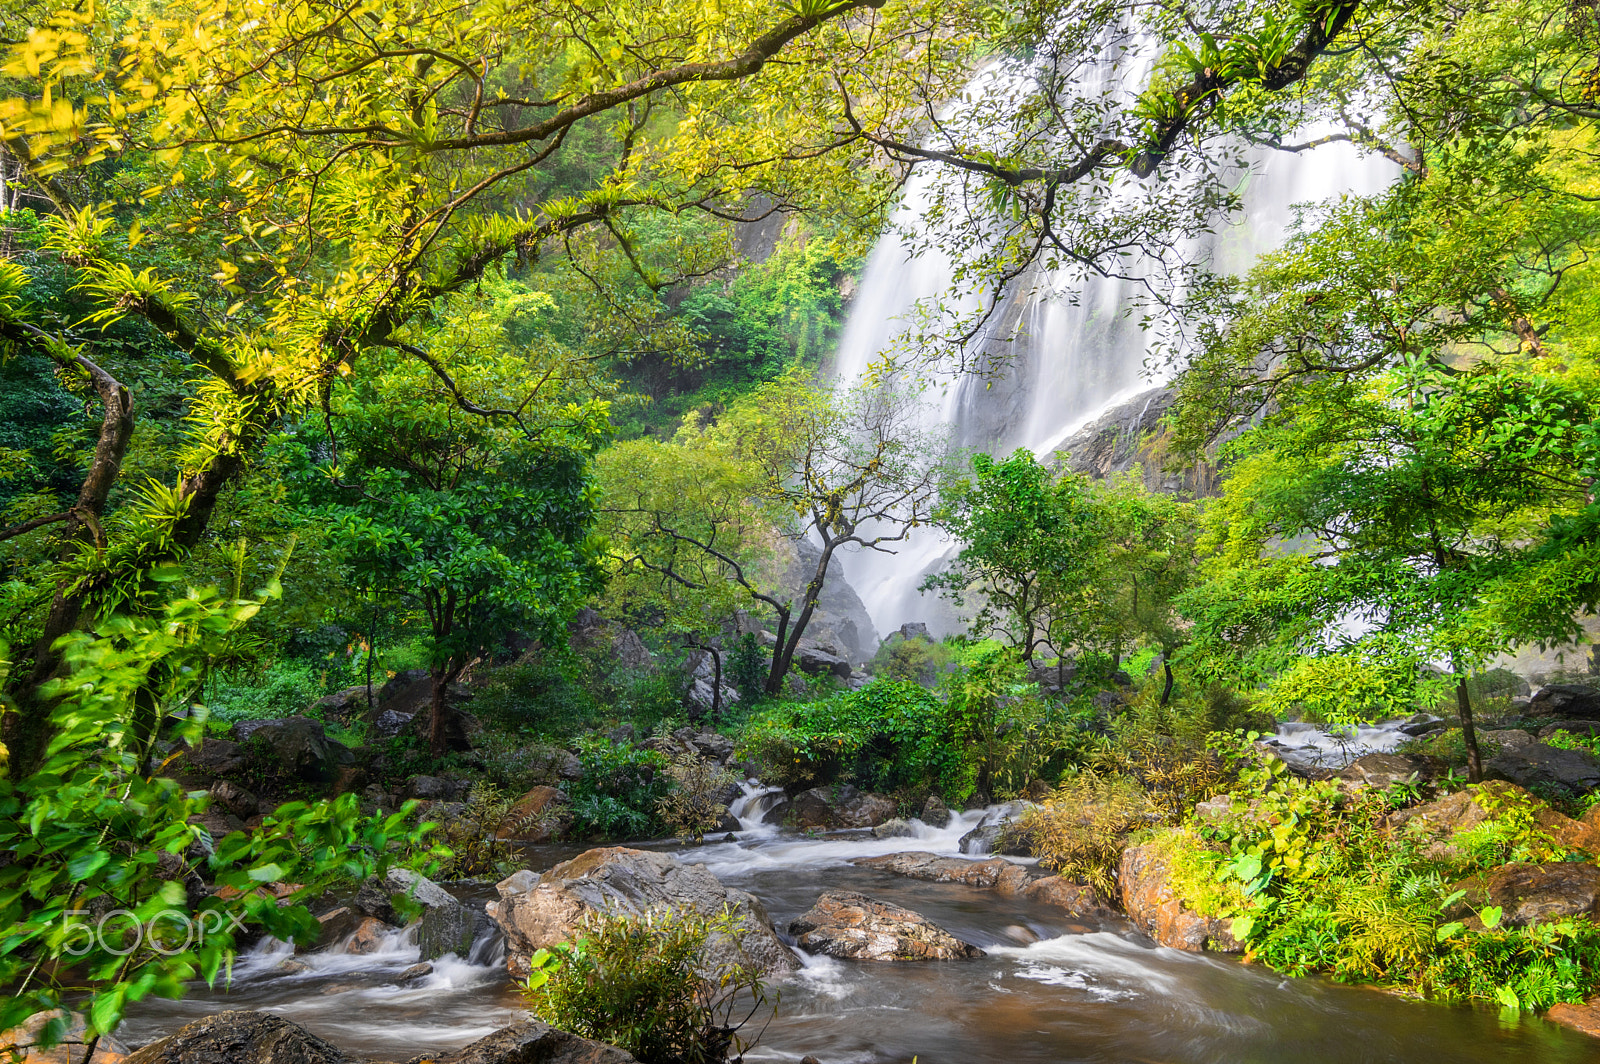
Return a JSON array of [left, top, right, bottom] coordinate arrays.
[[382, 868, 487, 961], [487, 847, 799, 978], [850, 852, 1114, 918], [796, 643, 852, 680], [123, 1010, 346, 1064], [1449, 863, 1600, 928], [1485, 742, 1600, 800], [1529, 684, 1600, 720], [1547, 997, 1600, 1039], [344, 916, 393, 955], [1386, 780, 1600, 859], [402, 1021, 637, 1064], [919, 795, 951, 828], [872, 818, 916, 839], [494, 785, 569, 842], [788, 890, 984, 960], [309, 684, 372, 722], [0, 1009, 129, 1064], [1119, 839, 1242, 953], [762, 784, 895, 830]]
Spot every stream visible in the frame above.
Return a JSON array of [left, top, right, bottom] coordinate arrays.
[[118, 782, 1600, 1062]]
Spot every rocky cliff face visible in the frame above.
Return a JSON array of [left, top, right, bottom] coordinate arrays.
[[1052, 386, 1219, 496], [779, 536, 880, 661]]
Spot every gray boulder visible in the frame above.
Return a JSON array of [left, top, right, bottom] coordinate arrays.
[[123, 1010, 347, 1064], [233, 717, 352, 782], [382, 868, 487, 962], [796, 643, 852, 680], [762, 784, 895, 830], [1485, 742, 1600, 800], [486, 847, 799, 979], [1529, 684, 1600, 720], [919, 794, 951, 828], [958, 801, 1032, 856], [788, 890, 983, 961]]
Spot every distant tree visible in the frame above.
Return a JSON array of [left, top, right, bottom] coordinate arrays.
[[601, 371, 949, 694]]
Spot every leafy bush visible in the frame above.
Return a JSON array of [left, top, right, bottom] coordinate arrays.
[[1009, 771, 1147, 893], [656, 753, 738, 841], [0, 588, 428, 1045], [522, 907, 771, 1064], [471, 659, 601, 739], [865, 634, 953, 686], [1155, 734, 1600, 1010], [739, 680, 964, 797], [567, 736, 669, 839]]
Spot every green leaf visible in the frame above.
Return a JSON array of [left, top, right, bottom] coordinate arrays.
[[247, 862, 286, 882], [1479, 905, 1503, 930]]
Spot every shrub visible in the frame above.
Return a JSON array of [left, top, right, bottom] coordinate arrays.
[[566, 736, 668, 839], [522, 907, 771, 1064], [471, 659, 600, 739], [656, 753, 739, 842], [739, 681, 964, 797], [1009, 771, 1147, 893]]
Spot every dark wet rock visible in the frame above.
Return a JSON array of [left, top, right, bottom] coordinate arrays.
[[403, 774, 463, 801], [957, 801, 1032, 856], [672, 727, 737, 764], [400, 1021, 636, 1064], [123, 1010, 347, 1064], [234, 717, 352, 782], [419, 903, 490, 962], [208, 779, 259, 817], [1386, 781, 1600, 859], [1337, 752, 1431, 788], [762, 784, 895, 830], [1119, 839, 1242, 953], [1396, 713, 1447, 736], [872, 818, 916, 839], [309, 684, 373, 721], [714, 811, 742, 833], [788, 890, 983, 960], [1485, 742, 1600, 800], [187, 810, 245, 840], [1448, 863, 1600, 928], [487, 847, 798, 978], [1529, 684, 1600, 720], [919, 795, 951, 829], [370, 709, 414, 739], [796, 643, 852, 680], [165, 737, 250, 784]]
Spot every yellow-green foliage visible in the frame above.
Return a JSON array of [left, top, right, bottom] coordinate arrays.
[[1011, 771, 1147, 894], [655, 752, 738, 842]]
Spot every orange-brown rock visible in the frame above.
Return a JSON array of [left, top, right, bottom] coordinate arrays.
[[1448, 862, 1600, 928], [342, 916, 393, 955], [849, 851, 1113, 918], [1118, 839, 1241, 953], [0, 1010, 128, 1064], [493, 785, 568, 842], [1548, 997, 1600, 1039], [1387, 781, 1600, 858], [788, 890, 984, 960]]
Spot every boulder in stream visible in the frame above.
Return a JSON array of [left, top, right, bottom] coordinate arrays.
[[761, 784, 895, 830], [851, 851, 1113, 918], [384, 868, 489, 961], [123, 1010, 347, 1064], [487, 847, 799, 978], [396, 1020, 637, 1064], [957, 801, 1033, 856], [1547, 997, 1600, 1040], [788, 890, 984, 960], [1119, 839, 1242, 953]]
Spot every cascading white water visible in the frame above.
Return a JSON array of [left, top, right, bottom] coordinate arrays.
[[832, 93, 1397, 635]]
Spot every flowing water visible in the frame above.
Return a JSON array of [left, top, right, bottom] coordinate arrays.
[[121, 783, 1600, 1062]]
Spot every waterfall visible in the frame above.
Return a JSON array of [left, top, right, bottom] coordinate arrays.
[[832, 110, 1397, 636]]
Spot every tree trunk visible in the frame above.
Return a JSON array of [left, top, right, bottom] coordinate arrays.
[[1160, 661, 1175, 707], [1456, 675, 1483, 783], [767, 543, 832, 695], [5, 357, 134, 775], [428, 672, 452, 761]]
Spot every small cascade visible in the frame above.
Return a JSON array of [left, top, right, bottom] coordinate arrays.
[[728, 779, 786, 833], [1261, 715, 1444, 772]]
